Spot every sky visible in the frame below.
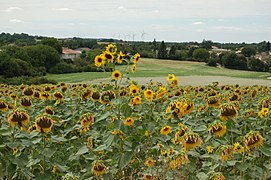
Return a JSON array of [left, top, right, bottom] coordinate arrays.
[[1, 0, 271, 43]]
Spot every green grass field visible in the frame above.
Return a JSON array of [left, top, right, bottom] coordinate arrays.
[[46, 58, 270, 83]]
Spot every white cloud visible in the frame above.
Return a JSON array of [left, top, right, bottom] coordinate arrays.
[[53, 7, 71, 11], [118, 6, 124, 9], [9, 19, 24, 23], [192, 22, 205, 25], [4, 7, 22, 12]]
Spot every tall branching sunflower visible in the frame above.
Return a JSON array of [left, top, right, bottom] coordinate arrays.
[[91, 161, 107, 177], [112, 70, 122, 81], [35, 115, 54, 133], [182, 132, 202, 150], [130, 96, 142, 106], [244, 131, 264, 152], [8, 109, 30, 127]]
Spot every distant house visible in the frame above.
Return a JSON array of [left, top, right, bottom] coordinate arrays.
[[61, 48, 81, 60], [75, 47, 91, 52]]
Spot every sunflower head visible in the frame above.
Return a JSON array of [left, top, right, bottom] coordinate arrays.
[[160, 125, 171, 135], [103, 52, 114, 63], [91, 91, 100, 102], [81, 89, 93, 100], [168, 152, 189, 170], [145, 158, 156, 167], [45, 106, 54, 115], [218, 145, 234, 161], [209, 172, 225, 180], [208, 121, 227, 138], [23, 87, 34, 96], [166, 74, 176, 82], [131, 64, 136, 73], [94, 55, 106, 67], [233, 142, 244, 154], [8, 109, 30, 127], [133, 53, 140, 63], [35, 115, 54, 133], [244, 131, 264, 152], [144, 89, 154, 101], [124, 117, 134, 126], [20, 97, 32, 108], [0, 100, 8, 112], [130, 96, 142, 106], [80, 113, 95, 128], [106, 44, 117, 54], [219, 102, 238, 121], [182, 132, 202, 151], [112, 70, 122, 81], [117, 51, 125, 64], [129, 84, 139, 95], [91, 161, 107, 177], [207, 96, 220, 108], [54, 91, 64, 100], [100, 90, 116, 104]]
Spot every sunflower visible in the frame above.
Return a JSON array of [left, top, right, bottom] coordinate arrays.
[[100, 90, 116, 104], [219, 103, 238, 121], [242, 109, 255, 118], [81, 89, 93, 100], [41, 92, 51, 100], [160, 125, 171, 135], [87, 137, 93, 149], [91, 91, 100, 102], [170, 79, 178, 88], [106, 44, 117, 54], [206, 96, 220, 108], [133, 53, 140, 63], [33, 91, 41, 99], [91, 161, 107, 177], [111, 129, 125, 140], [35, 115, 54, 133], [130, 96, 142, 106], [0, 100, 8, 112], [53, 91, 64, 100], [112, 70, 122, 81], [145, 158, 156, 167], [23, 87, 34, 96], [45, 106, 54, 115], [80, 113, 95, 129], [124, 117, 134, 126], [174, 124, 189, 143], [182, 132, 202, 151], [208, 122, 227, 138], [28, 124, 37, 133], [103, 52, 114, 63], [233, 142, 244, 154], [144, 89, 154, 101], [129, 84, 139, 95], [218, 145, 234, 161], [229, 93, 241, 102], [209, 172, 225, 180], [244, 131, 264, 152], [94, 55, 106, 67], [168, 153, 189, 170], [20, 97, 32, 108], [166, 74, 176, 82], [258, 108, 269, 118], [131, 64, 136, 73], [206, 146, 214, 154], [8, 109, 30, 127], [156, 86, 167, 99], [143, 174, 156, 180], [117, 51, 125, 64]]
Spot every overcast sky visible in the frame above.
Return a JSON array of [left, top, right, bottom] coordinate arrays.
[[1, 0, 271, 43]]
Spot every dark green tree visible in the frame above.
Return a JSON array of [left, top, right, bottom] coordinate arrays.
[[157, 41, 167, 59], [241, 46, 257, 57], [1, 58, 33, 77], [222, 52, 247, 70], [247, 57, 268, 72], [41, 37, 62, 53], [201, 39, 213, 49], [192, 48, 210, 62], [168, 45, 177, 59]]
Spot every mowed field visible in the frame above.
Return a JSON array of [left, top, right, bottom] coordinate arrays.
[[46, 58, 271, 86]]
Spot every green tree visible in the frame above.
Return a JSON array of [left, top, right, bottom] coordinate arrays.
[[41, 37, 62, 53], [192, 48, 210, 62], [222, 52, 247, 70], [201, 39, 213, 49], [157, 41, 167, 59], [1, 58, 33, 77], [168, 45, 177, 59], [241, 46, 256, 57], [247, 57, 267, 72]]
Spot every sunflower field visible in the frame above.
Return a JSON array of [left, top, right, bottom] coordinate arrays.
[[1, 44, 271, 180]]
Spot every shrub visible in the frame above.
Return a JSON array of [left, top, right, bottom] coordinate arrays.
[[49, 62, 78, 74]]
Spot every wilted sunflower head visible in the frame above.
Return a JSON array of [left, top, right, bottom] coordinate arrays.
[[168, 152, 189, 170], [81, 89, 93, 100], [54, 91, 64, 100], [218, 145, 234, 161], [91, 161, 107, 177], [100, 90, 116, 104], [41, 92, 51, 100], [8, 109, 30, 127], [0, 100, 8, 112], [182, 132, 202, 151], [23, 87, 34, 96], [20, 97, 32, 108], [35, 115, 54, 133], [219, 102, 238, 121], [209, 172, 225, 180], [208, 121, 227, 138], [33, 91, 41, 99], [145, 158, 156, 167], [45, 106, 54, 115], [112, 70, 122, 81], [91, 91, 100, 102], [244, 131, 264, 152], [80, 113, 95, 128]]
